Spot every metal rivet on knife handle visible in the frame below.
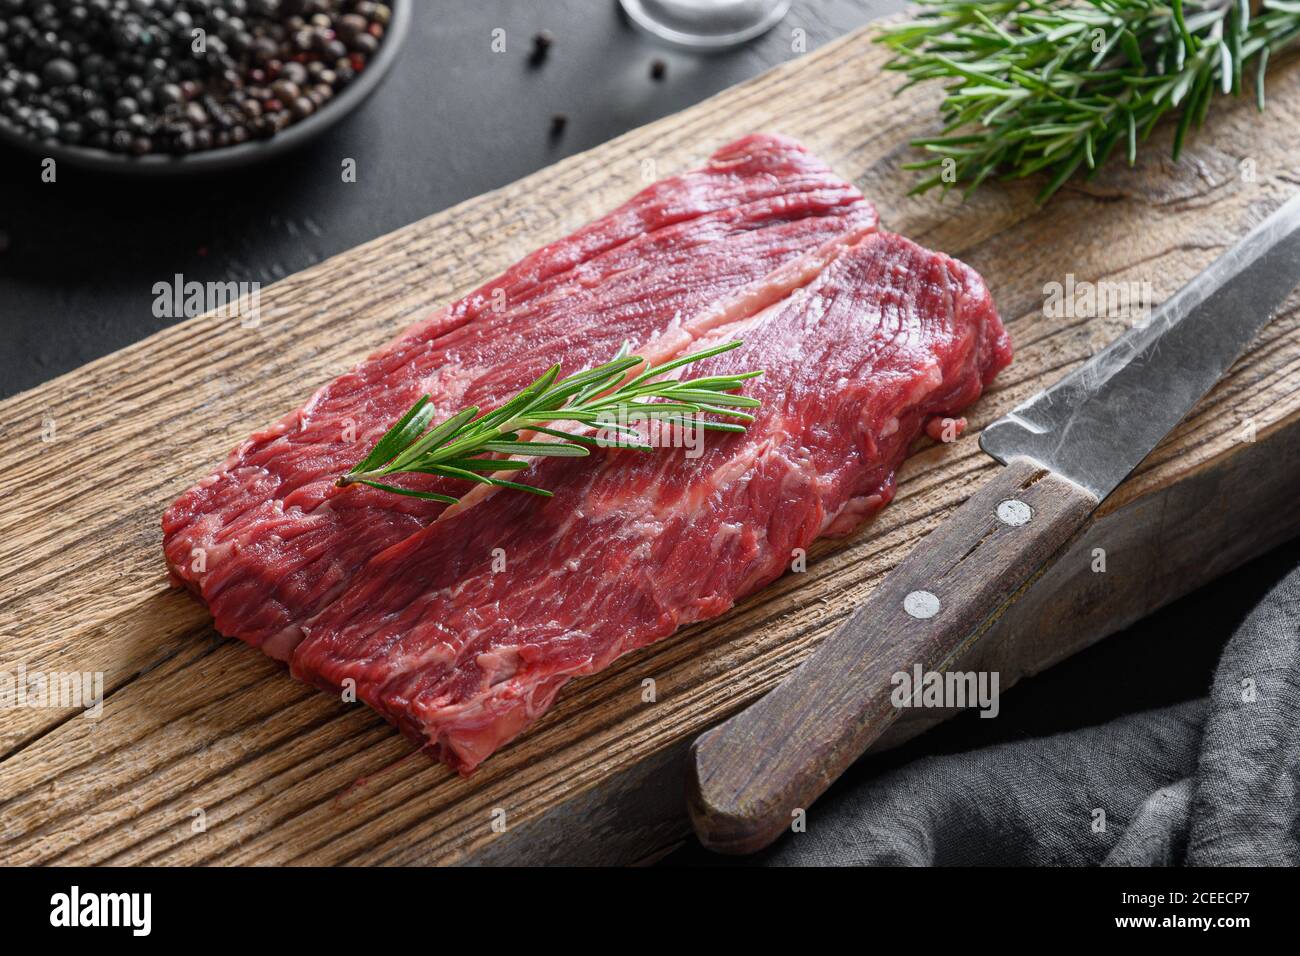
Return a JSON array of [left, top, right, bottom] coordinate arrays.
[[996, 498, 1033, 526], [903, 590, 940, 619]]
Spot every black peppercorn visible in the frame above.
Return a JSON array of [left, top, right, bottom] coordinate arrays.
[[529, 30, 553, 67], [1, 0, 388, 157], [336, 13, 365, 44], [42, 56, 78, 85]]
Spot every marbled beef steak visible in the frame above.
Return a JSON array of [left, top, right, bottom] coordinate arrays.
[[163, 134, 878, 658], [163, 135, 1010, 773], [290, 231, 1011, 772]]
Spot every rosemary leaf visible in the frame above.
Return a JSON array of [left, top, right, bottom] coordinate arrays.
[[339, 341, 763, 504], [876, 0, 1300, 201], [351, 395, 434, 475], [478, 441, 590, 457], [351, 479, 460, 503]]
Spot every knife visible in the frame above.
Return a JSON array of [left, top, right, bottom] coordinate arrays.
[[686, 192, 1300, 855]]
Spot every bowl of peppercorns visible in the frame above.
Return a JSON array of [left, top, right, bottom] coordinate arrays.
[[0, 0, 410, 173]]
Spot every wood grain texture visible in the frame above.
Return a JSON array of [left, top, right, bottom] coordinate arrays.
[[688, 458, 1099, 854], [1, 23, 1299, 865]]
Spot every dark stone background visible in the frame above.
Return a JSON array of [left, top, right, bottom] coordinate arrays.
[[0, 0, 1291, 864]]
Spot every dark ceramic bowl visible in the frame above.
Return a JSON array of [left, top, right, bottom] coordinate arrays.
[[0, 0, 411, 175]]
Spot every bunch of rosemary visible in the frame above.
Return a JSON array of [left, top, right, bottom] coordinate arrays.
[[876, 0, 1300, 201], [339, 340, 761, 503]]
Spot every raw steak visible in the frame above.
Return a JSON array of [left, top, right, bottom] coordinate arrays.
[[162, 134, 878, 658], [289, 230, 1011, 773]]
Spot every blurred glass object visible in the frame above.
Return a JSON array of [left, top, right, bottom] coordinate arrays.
[[620, 0, 793, 50]]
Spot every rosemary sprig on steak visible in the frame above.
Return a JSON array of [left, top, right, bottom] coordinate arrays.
[[876, 0, 1300, 202], [338, 340, 762, 502]]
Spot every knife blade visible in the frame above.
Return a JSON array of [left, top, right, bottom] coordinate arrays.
[[687, 192, 1300, 855], [982, 192, 1300, 499]]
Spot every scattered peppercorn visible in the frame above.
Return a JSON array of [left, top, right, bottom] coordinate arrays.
[[650, 59, 666, 81], [529, 29, 553, 67], [0, 0, 395, 158], [548, 111, 566, 139]]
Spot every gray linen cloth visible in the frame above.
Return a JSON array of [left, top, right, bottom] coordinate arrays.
[[760, 558, 1300, 867]]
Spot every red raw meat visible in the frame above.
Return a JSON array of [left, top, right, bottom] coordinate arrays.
[[163, 135, 1011, 775], [290, 230, 1011, 773], [162, 134, 878, 658]]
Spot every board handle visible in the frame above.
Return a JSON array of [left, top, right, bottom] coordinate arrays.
[[686, 456, 1100, 854]]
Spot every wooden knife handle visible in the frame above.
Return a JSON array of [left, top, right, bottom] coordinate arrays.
[[686, 456, 1100, 854]]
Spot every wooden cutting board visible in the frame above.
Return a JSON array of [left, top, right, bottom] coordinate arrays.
[[2, 24, 1299, 866]]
